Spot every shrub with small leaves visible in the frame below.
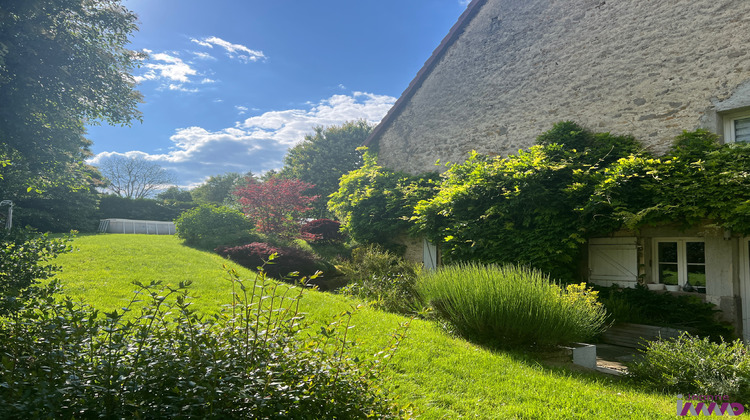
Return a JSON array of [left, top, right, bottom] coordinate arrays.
[[0, 228, 72, 314], [216, 242, 327, 280], [300, 218, 345, 244], [628, 333, 750, 403], [175, 204, 256, 249], [595, 284, 733, 341], [0, 268, 411, 418]]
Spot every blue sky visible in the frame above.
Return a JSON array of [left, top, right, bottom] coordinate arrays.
[[87, 0, 469, 188]]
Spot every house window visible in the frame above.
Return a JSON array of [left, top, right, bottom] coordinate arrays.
[[722, 110, 750, 143], [654, 239, 705, 287]]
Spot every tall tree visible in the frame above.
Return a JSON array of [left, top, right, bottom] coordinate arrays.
[[157, 186, 193, 203], [190, 172, 247, 205], [99, 156, 175, 199], [0, 0, 143, 229], [281, 120, 372, 217]]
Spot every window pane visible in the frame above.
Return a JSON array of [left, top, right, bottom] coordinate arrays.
[[658, 242, 678, 263], [686, 242, 705, 264], [659, 263, 678, 285], [687, 265, 706, 287], [735, 117, 750, 142]]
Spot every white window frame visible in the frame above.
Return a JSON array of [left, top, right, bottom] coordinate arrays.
[[652, 238, 705, 286], [722, 109, 750, 143]]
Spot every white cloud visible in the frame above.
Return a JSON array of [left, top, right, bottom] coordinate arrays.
[[235, 105, 249, 115], [135, 50, 211, 93], [191, 51, 216, 60], [191, 36, 266, 63], [90, 92, 396, 187], [167, 84, 199, 93], [136, 52, 197, 83]]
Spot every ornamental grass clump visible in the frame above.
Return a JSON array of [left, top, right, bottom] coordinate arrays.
[[417, 264, 608, 348]]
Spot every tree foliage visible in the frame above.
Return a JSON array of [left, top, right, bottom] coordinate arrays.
[[0, 0, 143, 192], [233, 177, 318, 237], [97, 195, 196, 222], [328, 151, 439, 247], [281, 121, 372, 217], [99, 156, 175, 199], [156, 186, 193, 203], [0, 0, 143, 231], [190, 172, 247, 205]]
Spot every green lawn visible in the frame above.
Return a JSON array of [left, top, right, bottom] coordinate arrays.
[[51, 234, 684, 419]]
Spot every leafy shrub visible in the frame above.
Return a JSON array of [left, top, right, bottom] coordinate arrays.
[[300, 218, 345, 244], [175, 204, 256, 249], [0, 228, 72, 314], [339, 245, 422, 314], [595, 284, 733, 342], [216, 242, 327, 280], [628, 333, 750, 402], [417, 264, 608, 348], [329, 150, 439, 247], [0, 270, 409, 418]]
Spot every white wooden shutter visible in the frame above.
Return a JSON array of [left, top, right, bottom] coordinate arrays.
[[588, 237, 639, 287], [423, 238, 438, 270]]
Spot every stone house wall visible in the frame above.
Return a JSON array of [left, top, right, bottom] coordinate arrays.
[[371, 0, 750, 174]]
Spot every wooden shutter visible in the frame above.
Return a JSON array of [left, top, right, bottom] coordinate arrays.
[[588, 237, 639, 287], [423, 238, 438, 270]]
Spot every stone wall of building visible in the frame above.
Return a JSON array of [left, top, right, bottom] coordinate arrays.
[[374, 0, 750, 173]]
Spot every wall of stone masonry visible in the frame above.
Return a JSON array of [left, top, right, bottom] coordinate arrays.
[[374, 0, 750, 173]]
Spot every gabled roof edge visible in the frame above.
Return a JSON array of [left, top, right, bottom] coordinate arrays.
[[363, 0, 489, 148]]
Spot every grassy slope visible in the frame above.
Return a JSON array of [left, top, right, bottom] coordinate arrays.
[[51, 234, 681, 419]]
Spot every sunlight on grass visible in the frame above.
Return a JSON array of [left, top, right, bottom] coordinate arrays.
[[50, 233, 696, 419]]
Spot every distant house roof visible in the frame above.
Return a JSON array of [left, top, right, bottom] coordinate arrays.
[[363, 0, 488, 147]]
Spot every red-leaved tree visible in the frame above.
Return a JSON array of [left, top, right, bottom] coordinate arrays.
[[233, 178, 318, 237]]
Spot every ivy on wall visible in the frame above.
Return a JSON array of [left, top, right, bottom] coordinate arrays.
[[590, 129, 750, 234], [331, 122, 750, 282], [414, 122, 640, 281]]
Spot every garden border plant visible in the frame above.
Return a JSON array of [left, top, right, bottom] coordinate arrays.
[[417, 263, 608, 349], [338, 244, 423, 314], [174, 203, 256, 250], [628, 332, 750, 404], [0, 261, 411, 418]]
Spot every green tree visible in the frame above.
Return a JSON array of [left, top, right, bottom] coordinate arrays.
[[191, 172, 248, 205], [281, 121, 372, 217], [0, 0, 143, 229], [157, 186, 193, 203], [0, 0, 143, 188]]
